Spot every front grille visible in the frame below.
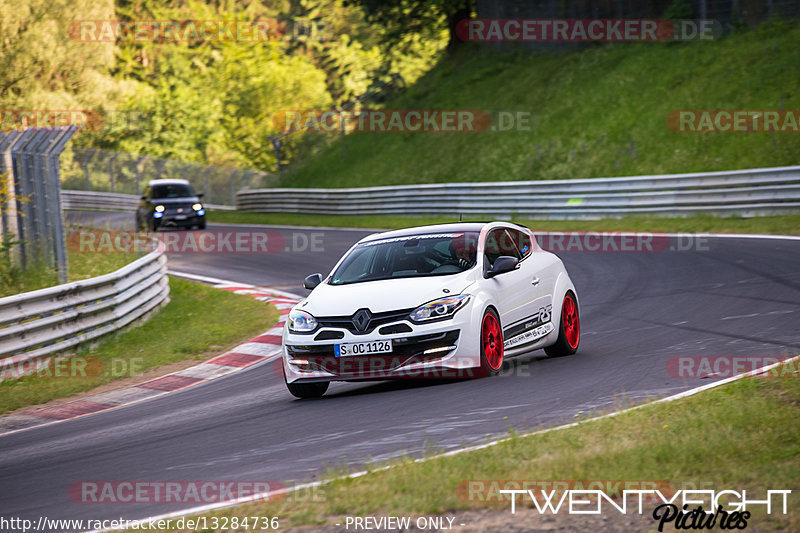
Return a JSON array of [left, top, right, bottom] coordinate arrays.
[[316, 308, 415, 335], [164, 204, 194, 216], [287, 330, 460, 377]]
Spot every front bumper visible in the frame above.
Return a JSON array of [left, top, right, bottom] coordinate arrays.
[[154, 212, 204, 228], [283, 312, 482, 383]]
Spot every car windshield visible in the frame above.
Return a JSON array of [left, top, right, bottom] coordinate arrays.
[[330, 231, 479, 285], [151, 183, 195, 199]]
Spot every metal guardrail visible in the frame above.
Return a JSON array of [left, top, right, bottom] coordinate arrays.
[[236, 166, 800, 218], [62, 190, 235, 212], [64, 147, 273, 206], [0, 246, 169, 379]]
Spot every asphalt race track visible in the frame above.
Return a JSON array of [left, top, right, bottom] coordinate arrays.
[[2, 212, 799, 527]]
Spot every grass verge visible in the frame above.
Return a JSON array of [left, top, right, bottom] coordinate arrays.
[[183, 372, 800, 531], [208, 211, 800, 235], [280, 21, 800, 188], [0, 277, 278, 415], [0, 249, 142, 298], [66, 249, 143, 282]]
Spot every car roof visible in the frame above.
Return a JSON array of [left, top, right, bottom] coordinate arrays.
[[358, 222, 525, 244], [148, 179, 191, 186]]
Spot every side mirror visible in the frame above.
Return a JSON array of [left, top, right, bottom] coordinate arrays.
[[140, 195, 147, 200], [303, 273, 323, 290], [197, 193, 204, 198], [486, 256, 518, 278]]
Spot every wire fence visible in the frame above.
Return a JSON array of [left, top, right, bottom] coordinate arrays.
[[0, 127, 78, 282], [61, 148, 276, 206]]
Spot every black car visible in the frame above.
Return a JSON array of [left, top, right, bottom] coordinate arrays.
[[136, 179, 206, 231]]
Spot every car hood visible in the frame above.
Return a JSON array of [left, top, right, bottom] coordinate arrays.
[[150, 197, 200, 205], [300, 273, 476, 316]]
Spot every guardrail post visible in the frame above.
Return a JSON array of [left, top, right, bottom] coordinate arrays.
[[46, 127, 79, 281], [0, 132, 22, 266], [109, 152, 119, 193], [81, 148, 96, 190], [269, 136, 283, 172], [28, 130, 55, 267], [204, 167, 212, 204], [135, 155, 146, 194], [156, 158, 167, 180], [230, 169, 240, 206], [11, 129, 36, 267]]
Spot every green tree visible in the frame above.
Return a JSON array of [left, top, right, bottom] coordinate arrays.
[[355, 0, 472, 53], [0, 0, 135, 119]]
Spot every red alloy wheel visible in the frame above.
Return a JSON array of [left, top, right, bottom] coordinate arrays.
[[562, 293, 580, 349], [481, 312, 503, 370]]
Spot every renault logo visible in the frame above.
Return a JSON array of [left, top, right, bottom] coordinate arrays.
[[352, 309, 371, 333]]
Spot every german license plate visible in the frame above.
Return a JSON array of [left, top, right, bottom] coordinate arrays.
[[335, 340, 392, 357], [175, 215, 187, 220]]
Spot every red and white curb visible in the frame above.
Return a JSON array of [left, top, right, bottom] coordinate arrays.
[[0, 275, 299, 437]]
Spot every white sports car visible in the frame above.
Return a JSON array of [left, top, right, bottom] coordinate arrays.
[[282, 222, 580, 398]]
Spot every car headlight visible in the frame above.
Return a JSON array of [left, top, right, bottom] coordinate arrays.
[[192, 203, 202, 211], [288, 309, 318, 333], [409, 294, 470, 322], [154, 205, 165, 212]]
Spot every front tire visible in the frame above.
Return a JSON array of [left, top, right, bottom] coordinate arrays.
[[136, 213, 148, 232], [285, 379, 329, 399], [478, 308, 503, 377], [545, 291, 580, 357]]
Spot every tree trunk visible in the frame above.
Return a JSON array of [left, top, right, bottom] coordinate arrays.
[[446, 2, 473, 53]]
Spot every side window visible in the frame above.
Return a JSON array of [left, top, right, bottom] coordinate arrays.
[[511, 230, 532, 259], [484, 228, 520, 265]]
